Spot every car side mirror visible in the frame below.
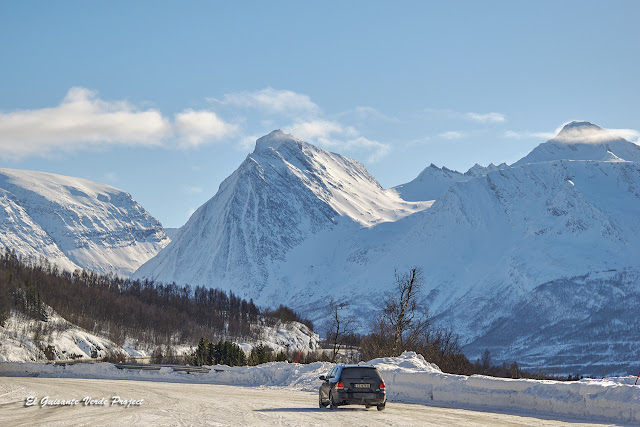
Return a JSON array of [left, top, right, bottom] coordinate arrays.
[[319, 375, 326, 381]]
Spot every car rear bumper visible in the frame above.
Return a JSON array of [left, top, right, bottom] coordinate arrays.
[[334, 391, 386, 406]]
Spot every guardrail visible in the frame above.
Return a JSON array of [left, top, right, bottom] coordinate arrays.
[[113, 363, 212, 374]]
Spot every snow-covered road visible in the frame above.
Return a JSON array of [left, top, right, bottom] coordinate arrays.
[[0, 377, 616, 426]]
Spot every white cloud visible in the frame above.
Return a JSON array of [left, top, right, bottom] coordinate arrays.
[[212, 87, 319, 116], [465, 112, 506, 123], [341, 136, 390, 163], [424, 108, 507, 124], [552, 122, 640, 144], [504, 123, 640, 144], [285, 120, 343, 141], [439, 131, 465, 140], [0, 86, 397, 162], [0, 87, 171, 158], [174, 109, 237, 147], [280, 119, 389, 163], [503, 130, 556, 140]]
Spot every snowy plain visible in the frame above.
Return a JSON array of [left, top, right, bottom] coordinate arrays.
[[1, 352, 638, 424]]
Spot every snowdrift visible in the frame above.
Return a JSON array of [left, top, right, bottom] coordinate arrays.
[[1, 352, 639, 423], [372, 353, 640, 424]]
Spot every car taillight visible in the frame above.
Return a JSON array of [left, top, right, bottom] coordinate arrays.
[[379, 381, 386, 391], [336, 381, 344, 390]]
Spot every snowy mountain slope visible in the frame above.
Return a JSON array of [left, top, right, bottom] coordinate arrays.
[[398, 121, 640, 204], [134, 130, 428, 290], [464, 162, 509, 177], [514, 121, 640, 166], [0, 188, 78, 271], [463, 269, 640, 375], [260, 159, 640, 374], [0, 169, 169, 276], [393, 164, 468, 202], [360, 160, 640, 373], [288, 160, 640, 308], [394, 162, 510, 202]]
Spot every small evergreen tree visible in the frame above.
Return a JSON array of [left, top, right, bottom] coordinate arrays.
[[248, 343, 269, 365], [193, 337, 209, 366]]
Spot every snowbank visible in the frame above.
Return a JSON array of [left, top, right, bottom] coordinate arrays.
[[372, 352, 640, 424], [1, 352, 639, 423]]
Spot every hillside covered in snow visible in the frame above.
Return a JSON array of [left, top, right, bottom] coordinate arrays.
[[0, 169, 170, 276]]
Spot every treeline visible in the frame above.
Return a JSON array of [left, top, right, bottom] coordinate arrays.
[[187, 339, 317, 367], [0, 248, 312, 349]]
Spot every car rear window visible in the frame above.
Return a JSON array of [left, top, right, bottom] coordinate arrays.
[[340, 367, 382, 380]]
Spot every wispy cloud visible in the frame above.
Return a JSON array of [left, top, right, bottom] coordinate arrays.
[[464, 112, 506, 123], [439, 131, 465, 140], [0, 87, 171, 158], [503, 130, 556, 140], [286, 120, 344, 141], [283, 120, 389, 163], [174, 109, 237, 147], [503, 123, 640, 144], [424, 108, 507, 124], [210, 87, 319, 116], [552, 122, 640, 144]]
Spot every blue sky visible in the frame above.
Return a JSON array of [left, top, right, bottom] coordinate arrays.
[[0, 1, 638, 228]]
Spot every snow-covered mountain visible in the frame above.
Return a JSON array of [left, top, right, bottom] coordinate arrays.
[[514, 121, 640, 166], [135, 124, 640, 375], [394, 162, 509, 202], [393, 164, 468, 202], [0, 169, 169, 276], [134, 130, 427, 291], [464, 162, 509, 177]]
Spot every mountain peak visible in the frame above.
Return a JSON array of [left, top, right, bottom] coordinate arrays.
[[559, 121, 601, 132], [514, 121, 640, 166], [554, 121, 619, 144], [254, 130, 301, 153]]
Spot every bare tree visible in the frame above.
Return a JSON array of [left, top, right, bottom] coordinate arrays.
[[360, 266, 471, 373], [361, 266, 432, 359], [326, 297, 358, 363], [382, 267, 430, 355]]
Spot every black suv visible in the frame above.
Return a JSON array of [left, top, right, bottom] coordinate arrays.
[[318, 364, 386, 410]]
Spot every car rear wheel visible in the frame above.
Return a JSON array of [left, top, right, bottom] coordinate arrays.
[[329, 392, 337, 410], [318, 394, 328, 408], [377, 403, 385, 411]]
